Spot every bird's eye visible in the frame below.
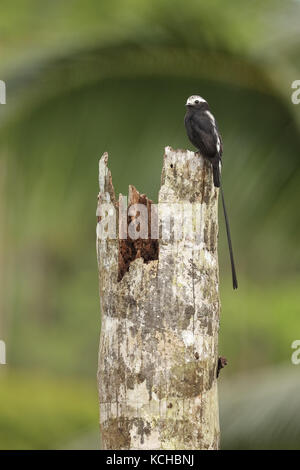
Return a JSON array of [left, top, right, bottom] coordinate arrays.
[[195, 100, 199, 104]]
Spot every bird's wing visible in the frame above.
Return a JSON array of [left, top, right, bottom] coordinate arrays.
[[192, 112, 222, 158], [218, 132, 223, 158]]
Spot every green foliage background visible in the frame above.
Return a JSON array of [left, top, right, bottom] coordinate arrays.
[[0, 0, 300, 449]]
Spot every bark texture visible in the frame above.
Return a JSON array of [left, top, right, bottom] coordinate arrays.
[[97, 146, 220, 450]]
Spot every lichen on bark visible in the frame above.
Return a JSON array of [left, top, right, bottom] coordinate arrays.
[[97, 146, 220, 450]]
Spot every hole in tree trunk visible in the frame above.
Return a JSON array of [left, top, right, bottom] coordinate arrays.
[[118, 186, 159, 282]]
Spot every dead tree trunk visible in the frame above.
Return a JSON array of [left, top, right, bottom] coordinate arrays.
[[96, 147, 220, 450]]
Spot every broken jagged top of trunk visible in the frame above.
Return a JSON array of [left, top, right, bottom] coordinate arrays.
[[97, 146, 217, 281]]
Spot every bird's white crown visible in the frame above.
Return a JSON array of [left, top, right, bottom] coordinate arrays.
[[186, 95, 207, 106]]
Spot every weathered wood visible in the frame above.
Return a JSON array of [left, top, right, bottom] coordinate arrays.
[[96, 146, 220, 450]]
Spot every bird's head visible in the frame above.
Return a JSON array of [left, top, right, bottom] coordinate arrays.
[[185, 95, 208, 108]]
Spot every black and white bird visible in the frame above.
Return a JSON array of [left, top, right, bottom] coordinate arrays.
[[184, 95, 238, 289]]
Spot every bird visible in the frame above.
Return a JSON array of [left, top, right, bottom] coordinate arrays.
[[184, 95, 238, 289]]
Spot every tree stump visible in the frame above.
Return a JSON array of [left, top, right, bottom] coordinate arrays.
[[96, 146, 220, 450]]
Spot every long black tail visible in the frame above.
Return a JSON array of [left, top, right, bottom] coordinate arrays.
[[220, 181, 238, 289], [213, 164, 221, 188]]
